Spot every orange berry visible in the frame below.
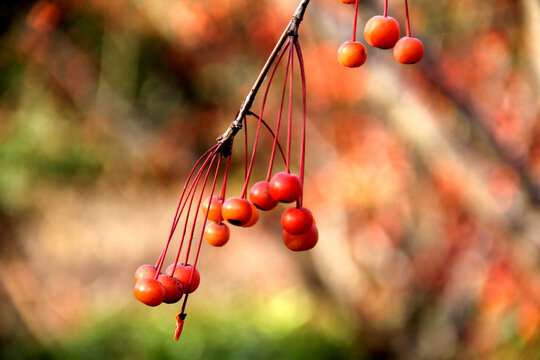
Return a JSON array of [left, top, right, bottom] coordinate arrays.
[[242, 202, 260, 228], [283, 224, 319, 251], [134, 264, 157, 284], [157, 274, 184, 304], [166, 263, 201, 294], [134, 278, 165, 306], [221, 197, 253, 226], [202, 195, 223, 222], [281, 207, 314, 235], [249, 181, 279, 211], [393, 36, 424, 64], [204, 222, 230, 247], [364, 15, 400, 49], [337, 41, 367, 68], [269, 172, 303, 203]]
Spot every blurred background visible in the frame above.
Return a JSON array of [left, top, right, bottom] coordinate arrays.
[[1, 0, 540, 359]]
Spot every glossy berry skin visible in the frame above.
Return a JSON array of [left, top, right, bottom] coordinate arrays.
[[337, 41, 367, 68], [269, 172, 303, 203], [283, 224, 319, 251], [393, 36, 424, 64], [204, 222, 230, 247], [134, 264, 157, 284], [134, 278, 166, 306], [202, 195, 223, 222], [364, 15, 400, 49], [281, 207, 314, 235], [249, 181, 279, 211], [243, 202, 260, 228], [221, 197, 253, 226], [158, 274, 184, 304], [166, 263, 201, 294]]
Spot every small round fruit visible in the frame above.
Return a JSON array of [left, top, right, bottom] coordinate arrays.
[[204, 222, 230, 247], [134, 278, 166, 306], [281, 207, 314, 235], [202, 195, 223, 222], [269, 172, 302, 203], [158, 274, 184, 304], [283, 224, 319, 251], [364, 15, 400, 49], [134, 264, 157, 284], [337, 41, 367, 68], [243, 202, 259, 228], [166, 263, 201, 294], [249, 181, 279, 210], [393, 36, 424, 64], [221, 197, 253, 226]]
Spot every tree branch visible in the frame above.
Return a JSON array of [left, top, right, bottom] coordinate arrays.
[[216, 0, 311, 156]]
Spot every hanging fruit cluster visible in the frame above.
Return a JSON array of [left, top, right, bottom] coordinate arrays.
[[133, 0, 316, 341], [338, 0, 424, 67]]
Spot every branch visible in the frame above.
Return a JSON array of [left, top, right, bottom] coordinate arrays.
[[216, 0, 311, 156]]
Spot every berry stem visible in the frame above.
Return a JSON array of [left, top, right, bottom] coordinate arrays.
[[155, 145, 219, 274], [239, 41, 291, 199], [404, 0, 411, 37], [295, 40, 307, 208], [247, 112, 287, 164], [286, 39, 294, 173], [384, 0, 388, 17], [352, 0, 359, 42], [266, 38, 294, 181]]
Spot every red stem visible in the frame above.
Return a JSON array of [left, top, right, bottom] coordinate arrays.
[[247, 113, 287, 165], [384, 0, 388, 17], [240, 41, 291, 198], [352, 0, 359, 41], [295, 40, 307, 208], [286, 40, 294, 173], [404, 0, 411, 36], [155, 145, 219, 274], [266, 38, 294, 181]]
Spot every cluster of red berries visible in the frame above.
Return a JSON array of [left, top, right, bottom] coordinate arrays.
[[203, 171, 318, 251], [133, 262, 200, 307], [337, 0, 424, 67], [132, 22, 316, 340]]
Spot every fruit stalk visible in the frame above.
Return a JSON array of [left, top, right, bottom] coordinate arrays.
[[216, 0, 311, 153]]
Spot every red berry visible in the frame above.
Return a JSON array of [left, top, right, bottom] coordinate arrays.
[[282, 224, 319, 251], [204, 222, 230, 247], [337, 41, 367, 68], [269, 172, 302, 203], [134, 278, 166, 306], [202, 195, 223, 222], [221, 197, 253, 226], [157, 274, 184, 304], [393, 36, 424, 64], [166, 263, 201, 294], [249, 181, 279, 211], [134, 264, 157, 284], [242, 202, 260, 228], [364, 15, 400, 49], [281, 207, 314, 235]]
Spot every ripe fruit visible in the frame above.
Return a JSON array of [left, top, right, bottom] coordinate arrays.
[[364, 15, 400, 49], [281, 207, 314, 235], [158, 274, 184, 304], [204, 222, 230, 247], [393, 36, 424, 64], [243, 202, 260, 227], [221, 197, 253, 226], [283, 224, 319, 251], [134, 278, 166, 306], [249, 181, 279, 211], [337, 41, 367, 68], [202, 195, 223, 222], [166, 263, 201, 294], [134, 264, 157, 284], [269, 172, 303, 203]]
